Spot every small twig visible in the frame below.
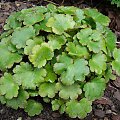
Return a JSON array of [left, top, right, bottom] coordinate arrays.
[[44, 0, 59, 5], [116, 42, 120, 44], [61, 0, 65, 5]]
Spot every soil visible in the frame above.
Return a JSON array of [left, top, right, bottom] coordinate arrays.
[[0, 0, 120, 120]]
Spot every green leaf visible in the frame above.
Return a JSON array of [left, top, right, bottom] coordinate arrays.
[[77, 28, 92, 46], [29, 43, 54, 68], [47, 34, 67, 50], [73, 59, 89, 81], [0, 73, 19, 99], [38, 13, 52, 32], [54, 53, 89, 85], [45, 64, 57, 83], [54, 53, 73, 74], [104, 65, 116, 83], [111, 0, 120, 7], [56, 83, 82, 100], [0, 30, 13, 39], [27, 90, 39, 97], [0, 42, 22, 71], [1, 36, 17, 52], [74, 9, 85, 26], [18, 6, 47, 23], [89, 53, 107, 74], [0, 96, 6, 104], [6, 88, 29, 109], [11, 26, 35, 49], [77, 28, 103, 53], [46, 14, 75, 35], [4, 12, 22, 30], [83, 77, 106, 101], [66, 98, 92, 119], [66, 42, 89, 58], [47, 4, 57, 12], [13, 62, 46, 89], [112, 48, 120, 75], [60, 58, 89, 85], [25, 99, 43, 116], [43, 97, 51, 103], [105, 28, 117, 52], [24, 36, 44, 55], [58, 6, 77, 15], [23, 13, 44, 26], [84, 9, 110, 26], [51, 99, 66, 114], [39, 82, 58, 98]]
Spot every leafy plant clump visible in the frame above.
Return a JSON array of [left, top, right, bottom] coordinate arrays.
[[0, 4, 119, 119]]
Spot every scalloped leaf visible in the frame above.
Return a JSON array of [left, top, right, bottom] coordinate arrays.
[[51, 99, 66, 114], [74, 9, 85, 25], [66, 42, 89, 58], [112, 48, 120, 75], [18, 6, 47, 23], [66, 98, 92, 119], [0, 96, 6, 104], [89, 53, 107, 74], [83, 77, 106, 101], [29, 43, 54, 68], [77, 28, 103, 53], [45, 64, 57, 83], [23, 13, 44, 26], [4, 12, 22, 30], [11, 26, 35, 49], [58, 6, 77, 15], [39, 82, 58, 98], [77, 28, 93, 46], [43, 97, 51, 103], [0, 42, 22, 71], [60, 58, 89, 85], [24, 36, 44, 55], [84, 9, 110, 26], [1, 36, 17, 52], [54, 53, 89, 85], [25, 99, 43, 116], [105, 28, 117, 52], [54, 53, 73, 75], [56, 83, 82, 100], [13, 62, 46, 89], [6, 88, 29, 109], [0, 73, 19, 99], [47, 34, 67, 50], [46, 14, 75, 35]]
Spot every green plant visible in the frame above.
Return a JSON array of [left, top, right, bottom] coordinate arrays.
[[0, 4, 119, 119], [111, 0, 120, 7]]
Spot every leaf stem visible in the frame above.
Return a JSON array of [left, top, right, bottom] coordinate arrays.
[[44, 0, 59, 5]]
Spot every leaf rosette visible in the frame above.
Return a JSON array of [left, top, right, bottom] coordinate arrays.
[[0, 4, 119, 119]]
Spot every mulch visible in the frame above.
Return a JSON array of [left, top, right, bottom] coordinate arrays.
[[0, 0, 120, 120]]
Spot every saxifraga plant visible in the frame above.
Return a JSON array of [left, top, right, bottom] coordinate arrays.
[[0, 4, 119, 119]]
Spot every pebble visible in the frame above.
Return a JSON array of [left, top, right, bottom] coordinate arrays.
[[114, 90, 120, 101], [94, 110, 105, 118], [112, 115, 120, 120], [105, 110, 112, 114], [52, 112, 61, 118]]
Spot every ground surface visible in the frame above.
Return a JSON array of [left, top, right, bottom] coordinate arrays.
[[0, 0, 120, 120]]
